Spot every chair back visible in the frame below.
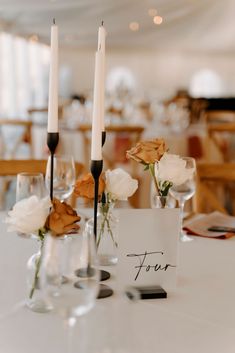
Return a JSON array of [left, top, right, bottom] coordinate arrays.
[[0, 119, 33, 158], [28, 106, 64, 119], [78, 124, 144, 174], [206, 122, 235, 162], [0, 159, 84, 207], [194, 162, 235, 214], [0, 159, 83, 176], [78, 124, 144, 208], [204, 110, 235, 124]]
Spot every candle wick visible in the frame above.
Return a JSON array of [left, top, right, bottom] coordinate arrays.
[[53, 18, 56, 25], [101, 20, 104, 26]]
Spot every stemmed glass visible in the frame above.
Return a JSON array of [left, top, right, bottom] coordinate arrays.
[[16, 172, 46, 239], [41, 221, 100, 353], [16, 172, 45, 203], [45, 155, 76, 201], [169, 157, 196, 242]]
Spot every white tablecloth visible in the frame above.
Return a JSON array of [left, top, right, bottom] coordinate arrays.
[[0, 210, 235, 353]]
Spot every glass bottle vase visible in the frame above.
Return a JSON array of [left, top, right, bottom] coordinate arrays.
[[26, 239, 52, 313], [96, 202, 119, 266], [151, 194, 176, 208]]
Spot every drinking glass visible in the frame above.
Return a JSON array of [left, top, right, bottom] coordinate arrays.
[[41, 222, 99, 352], [45, 155, 76, 201], [16, 172, 46, 239], [169, 157, 196, 242], [16, 172, 45, 202]]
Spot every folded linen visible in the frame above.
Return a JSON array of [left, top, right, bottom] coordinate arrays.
[[183, 211, 235, 239]]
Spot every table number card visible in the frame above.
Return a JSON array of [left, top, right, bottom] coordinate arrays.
[[117, 209, 180, 291]]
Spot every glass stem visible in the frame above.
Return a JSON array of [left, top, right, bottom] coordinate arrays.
[[178, 198, 185, 235]]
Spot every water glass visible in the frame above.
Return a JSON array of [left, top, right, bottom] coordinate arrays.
[[16, 172, 46, 240], [45, 155, 76, 201], [16, 172, 45, 202], [170, 157, 196, 242]]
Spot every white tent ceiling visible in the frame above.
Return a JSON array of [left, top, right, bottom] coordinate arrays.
[[0, 0, 234, 51]]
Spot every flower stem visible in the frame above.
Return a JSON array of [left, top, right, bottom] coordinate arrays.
[[29, 238, 44, 299], [149, 163, 159, 195], [97, 202, 117, 249]]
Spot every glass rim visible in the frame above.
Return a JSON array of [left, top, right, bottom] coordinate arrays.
[[48, 154, 74, 160], [17, 172, 44, 177]]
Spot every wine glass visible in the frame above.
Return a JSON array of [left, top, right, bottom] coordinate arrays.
[[169, 157, 196, 242], [16, 172, 45, 202], [41, 221, 100, 352], [45, 155, 76, 201], [16, 172, 46, 239]]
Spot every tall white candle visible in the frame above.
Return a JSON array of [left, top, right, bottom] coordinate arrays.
[[98, 23, 106, 132], [47, 21, 58, 133], [91, 51, 102, 160], [98, 22, 106, 53]]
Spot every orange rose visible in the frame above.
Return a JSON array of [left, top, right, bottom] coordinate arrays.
[[46, 198, 81, 236], [74, 173, 105, 199], [126, 138, 166, 164]]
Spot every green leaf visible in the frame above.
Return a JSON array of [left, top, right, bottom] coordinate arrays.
[[159, 180, 173, 197]]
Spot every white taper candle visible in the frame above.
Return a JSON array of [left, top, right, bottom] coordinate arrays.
[[47, 20, 58, 133], [91, 51, 102, 160], [98, 23, 106, 132]]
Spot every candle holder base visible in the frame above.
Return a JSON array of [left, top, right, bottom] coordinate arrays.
[[100, 270, 110, 281], [97, 284, 113, 299]]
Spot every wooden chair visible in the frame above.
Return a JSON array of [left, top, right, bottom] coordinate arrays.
[[78, 124, 144, 208], [203, 110, 235, 124], [0, 159, 84, 208], [0, 119, 33, 158], [194, 162, 235, 214], [207, 122, 235, 162], [28, 106, 64, 119], [78, 124, 144, 172], [27, 100, 71, 119]]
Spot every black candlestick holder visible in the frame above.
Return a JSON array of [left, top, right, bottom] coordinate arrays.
[[90, 160, 112, 285], [90, 159, 103, 240], [47, 132, 59, 200], [102, 130, 106, 147]]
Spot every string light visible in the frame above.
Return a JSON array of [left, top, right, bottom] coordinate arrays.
[[129, 22, 140, 31], [153, 16, 163, 25], [29, 34, 39, 42]]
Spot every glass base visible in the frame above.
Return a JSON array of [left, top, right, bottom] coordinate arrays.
[[180, 231, 193, 242], [26, 299, 52, 313], [98, 254, 118, 266]]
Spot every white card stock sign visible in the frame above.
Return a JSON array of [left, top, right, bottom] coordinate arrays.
[[117, 209, 180, 290]]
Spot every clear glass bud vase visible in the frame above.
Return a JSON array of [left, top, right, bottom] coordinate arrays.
[[151, 194, 176, 208], [96, 201, 119, 266], [26, 239, 52, 313]]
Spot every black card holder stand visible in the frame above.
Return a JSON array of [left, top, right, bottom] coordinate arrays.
[[126, 285, 167, 300]]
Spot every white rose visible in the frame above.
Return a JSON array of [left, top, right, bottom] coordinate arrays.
[[105, 168, 138, 201], [155, 153, 195, 186], [5, 195, 51, 234]]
